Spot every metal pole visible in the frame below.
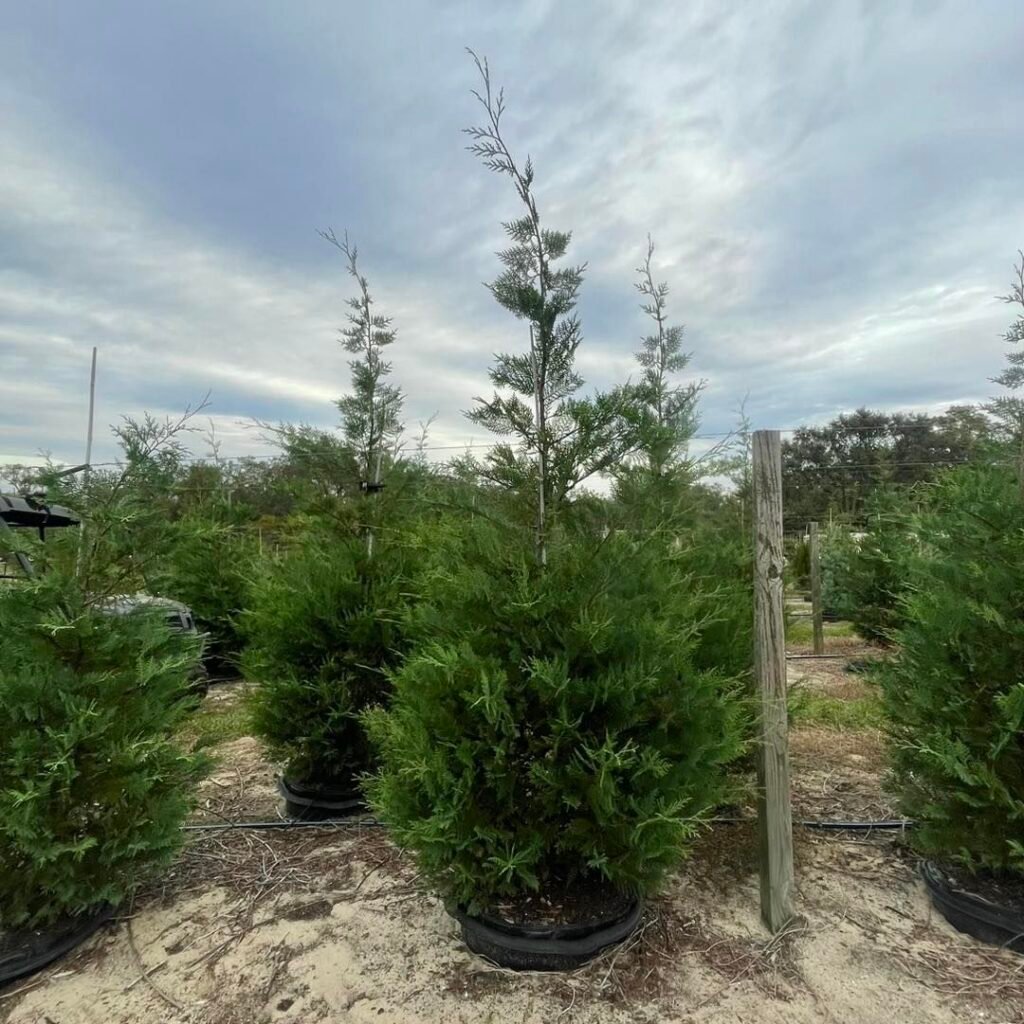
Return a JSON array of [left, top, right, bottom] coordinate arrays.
[[84, 346, 97, 483]]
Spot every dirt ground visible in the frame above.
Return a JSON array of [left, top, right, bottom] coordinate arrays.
[[3, 663, 1023, 1024]]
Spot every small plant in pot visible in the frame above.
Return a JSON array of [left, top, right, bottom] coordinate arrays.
[[876, 464, 1024, 952], [0, 561, 209, 984], [365, 54, 746, 970]]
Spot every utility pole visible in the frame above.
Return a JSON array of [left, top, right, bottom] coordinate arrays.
[[84, 347, 97, 483]]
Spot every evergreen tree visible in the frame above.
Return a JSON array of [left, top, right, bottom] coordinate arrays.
[[365, 520, 747, 910], [820, 488, 920, 643], [320, 229, 404, 491], [876, 465, 1024, 873], [632, 235, 702, 478], [988, 251, 1024, 462], [365, 54, 748, 920], [244, 529, 412, 786], [0, 557, 208, 927], [464, 51, 640, 564]]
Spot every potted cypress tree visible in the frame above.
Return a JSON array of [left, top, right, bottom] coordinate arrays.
[[885, 257, 1024, 950], [0, 556, 208, 984], [879, 465, 1024, 950], [245, 530, 410, 818], [247, 232, 410, 819], [364, 55, 748, 970]]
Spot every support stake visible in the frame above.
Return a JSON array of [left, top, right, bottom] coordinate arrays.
[[753, 429, 795, 932], [809, 521, 824, 655]]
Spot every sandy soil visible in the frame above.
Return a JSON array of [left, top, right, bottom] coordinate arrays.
[[3, 670, 1023, 1024]]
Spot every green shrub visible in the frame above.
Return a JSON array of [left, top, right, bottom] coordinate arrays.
[[243, 530, 410, 785], [676, 518, 753, 681], [365, 520, 748, 911], [0, 569, 208, 928], [877, 466, 1024, 873], [820, 492, 917, 642], [152, 516, 257, 671], [786, 535, 811, 589], [819, 524, 857, 618]]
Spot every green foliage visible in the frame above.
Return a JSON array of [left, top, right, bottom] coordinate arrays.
[[786, 535, 811, 589], [463, 52, 641, 558], [782, 405, 993, 528], [243, 529, 411, 784], [819, 491, 917, 643], [630, 236, 702, 478], [150, 515, 257, 670], [819, 524, 858, 618], [988, 251, 1024, 440], [365, 519, 748, 910], [673, 506, 753, 682], [0, 567, 208, 927], [788, 686, 885, 732], [787, 619, 856, 645], [877, 466, 1024, 874], [182, 698, 252, 748], [320, 229, 404, 481]]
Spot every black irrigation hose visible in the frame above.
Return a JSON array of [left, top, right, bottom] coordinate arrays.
[[182, 816, 915, 834], [713, 816, 914, 831], [798, 818, 914, 831], [182, 817, 386, 832]]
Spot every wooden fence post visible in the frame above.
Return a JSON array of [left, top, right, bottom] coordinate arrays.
[[753, 430, 795, 932], [809, 521, 824, 655]]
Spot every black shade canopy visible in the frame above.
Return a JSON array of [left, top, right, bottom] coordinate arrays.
[[0, 494, 81, 529]]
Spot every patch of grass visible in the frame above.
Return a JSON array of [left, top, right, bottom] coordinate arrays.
[[787, 618, 856, 644], [788, 686, 885, 732], [183, 698, 253, 748]]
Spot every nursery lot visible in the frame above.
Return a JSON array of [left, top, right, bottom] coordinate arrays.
[[3, 661, 1023, 1024]]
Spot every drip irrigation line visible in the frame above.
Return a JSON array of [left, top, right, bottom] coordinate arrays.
[[182, 817, 385, 832], [182, 815, 914, 835], [714, 816, 914, 831], [785, 653, 857, 660]]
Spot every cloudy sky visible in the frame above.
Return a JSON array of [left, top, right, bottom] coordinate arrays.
[[2, 1, 1023, 472]]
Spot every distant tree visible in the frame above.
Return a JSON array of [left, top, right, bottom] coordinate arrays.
[[782, 406, 992, 530], [463, 51, 641, 564]]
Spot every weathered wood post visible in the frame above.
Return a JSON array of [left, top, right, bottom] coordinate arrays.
[[809, 521, 824, 655], [753, 430, 795, 931]]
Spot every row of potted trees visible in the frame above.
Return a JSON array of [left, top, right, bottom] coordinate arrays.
[[240, 52, 756, 968]]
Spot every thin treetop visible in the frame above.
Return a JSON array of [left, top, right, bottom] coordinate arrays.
[[320, 228, 404, 484], [463, 50, 640, 564], [990, 250, 1024, 438], [633, 235, 702, 477]]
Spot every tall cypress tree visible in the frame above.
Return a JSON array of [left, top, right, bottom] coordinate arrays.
[[989, 251, 1024, 492], [321, 228, 404, 552], [464, 51, 640, 564], [631, 235, 703, 478]]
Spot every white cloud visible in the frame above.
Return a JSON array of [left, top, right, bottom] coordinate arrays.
[[1, 0, 1022, 475]]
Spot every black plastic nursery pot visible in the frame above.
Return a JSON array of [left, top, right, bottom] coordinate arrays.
[[448, 893, 643, 971], [277, 774, 365, 821], [0, 904, 113, 987], [920, 860, 1024, 953]]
